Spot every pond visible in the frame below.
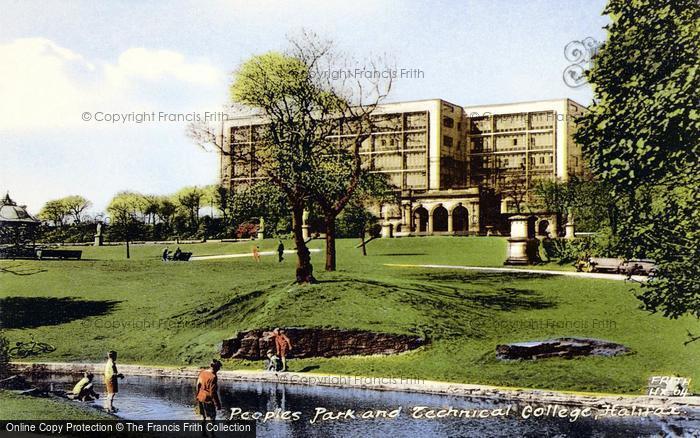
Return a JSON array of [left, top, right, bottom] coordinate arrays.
[[29, 374, 698, 437]]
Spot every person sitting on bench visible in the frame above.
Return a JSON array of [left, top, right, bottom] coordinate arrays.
[[173, 247, 182, 261]]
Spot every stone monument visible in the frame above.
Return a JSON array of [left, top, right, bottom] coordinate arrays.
[[257, 217, 265, 240], [94, 220, 104, 246], [505, 215, 541, 265]]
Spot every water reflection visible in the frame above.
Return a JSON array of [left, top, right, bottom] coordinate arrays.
[[30, 374, 697, 437]]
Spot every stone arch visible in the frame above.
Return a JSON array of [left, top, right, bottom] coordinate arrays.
[[413, 206, 429, 233], [432, 205, 449, 232], [452, 205, 469, 234], [538, 219, 550, 236]]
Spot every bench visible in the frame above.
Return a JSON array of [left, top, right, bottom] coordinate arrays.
[[619, 259, 657, 276], [36, 249, 83, 260], [587, 257, 623, 273], [169, 252, 192, 262]]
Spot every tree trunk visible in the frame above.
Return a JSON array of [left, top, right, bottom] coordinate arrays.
[[360, 229, 367, 256], [293, 206, 316, 283], [324, 213, 336, 271]]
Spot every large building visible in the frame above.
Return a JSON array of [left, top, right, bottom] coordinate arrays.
[[220, 98, 587, 237]]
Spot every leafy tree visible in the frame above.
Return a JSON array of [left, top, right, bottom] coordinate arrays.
[[107, 191, 145, 258], [230, 182, 290, 236], [575, 0, 699, 318], [61, 195, 92, 223], [224, 32, 391, 281], [38, 200, 69, 227], [174, 186, 203, 231]]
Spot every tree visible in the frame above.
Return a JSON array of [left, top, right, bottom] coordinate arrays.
[[336, 172, 398, 256], [533, 176, 618, 234], [61, 195, 92, 223], [174, 186, 203, 231], [574, 0, 699, 318], [107, 191, 144, 258], [230, 182, 290, 236], [497, 164, 529, 214], [38, 200, 69, 227], [221, 34, 392, 283]]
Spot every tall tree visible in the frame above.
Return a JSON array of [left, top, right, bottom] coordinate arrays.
[[61, 195, 92, 223], [38, 199, 69, 227], [191, 31, 391, 282], [575, 0, 699, 318], [174, 186, 203, 231], [107, 191, 144, 259]]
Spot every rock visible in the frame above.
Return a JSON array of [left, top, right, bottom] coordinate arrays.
[[220, 328, 425, 360], [496, 337, 631, 360], [0, 375, 31, 390]]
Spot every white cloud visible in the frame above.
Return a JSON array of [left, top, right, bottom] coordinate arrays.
[[0, 38, 225, 131]]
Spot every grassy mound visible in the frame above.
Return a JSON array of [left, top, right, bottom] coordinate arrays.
[[1, 237, 697, 394]]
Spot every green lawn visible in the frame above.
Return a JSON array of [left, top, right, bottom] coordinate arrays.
[[0, 390, 111, 420], [1, 237, 697, 394]]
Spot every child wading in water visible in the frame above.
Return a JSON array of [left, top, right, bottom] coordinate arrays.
[[196, 359, 223, 421], [104, 350, 124, 412]]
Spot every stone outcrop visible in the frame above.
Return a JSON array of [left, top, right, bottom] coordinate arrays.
[[220, 328, 425, 360], [496, 337, 631, 360]]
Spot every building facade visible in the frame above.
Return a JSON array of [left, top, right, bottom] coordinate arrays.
[[219, 98, 587, 237]]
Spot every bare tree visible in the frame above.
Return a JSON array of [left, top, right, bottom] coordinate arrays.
[[498, 163, 529, 214]]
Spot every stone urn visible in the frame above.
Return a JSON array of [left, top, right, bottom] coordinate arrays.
[[505, 215, 541, 265]]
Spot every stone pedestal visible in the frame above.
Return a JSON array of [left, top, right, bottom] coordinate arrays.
[[380, 222, 394, 238], [565, 222, 576, 240], [505, 215, 540, 265]]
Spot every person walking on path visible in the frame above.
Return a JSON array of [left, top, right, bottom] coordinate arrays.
[[195, 359, 222, 421], [252, 245, 261, 262], [104, 350, 124, 413], [271, 328, 293, 371], [277, 240, 284, 263]]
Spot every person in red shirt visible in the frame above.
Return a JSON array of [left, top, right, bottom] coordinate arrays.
[[271, 328, 293, 371], [195, 359, 222, 420]]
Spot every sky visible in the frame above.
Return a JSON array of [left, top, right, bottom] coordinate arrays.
[[0, 0, 609, 215]]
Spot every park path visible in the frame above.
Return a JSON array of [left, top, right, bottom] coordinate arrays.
[[191, 248, 322, 261], [385, 263, 648, 282]]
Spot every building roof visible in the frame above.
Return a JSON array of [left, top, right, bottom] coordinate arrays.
[[0, 193, 40, 225]]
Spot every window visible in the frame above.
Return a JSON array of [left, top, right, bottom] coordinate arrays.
[[443, 135, 453, 147], [540, 157, 545, 164], [443, 116, 454, 128], [513, 138, 518, 146], [550, 156, 553, 163], [503, 159, 509, 167]]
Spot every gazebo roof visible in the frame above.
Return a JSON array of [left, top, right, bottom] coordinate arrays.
[[0, 193, 40, 225]]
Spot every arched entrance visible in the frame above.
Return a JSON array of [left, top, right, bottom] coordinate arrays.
[[538, 220, 550, 236], [452, 205, 469, 234], [414, 207, 428, 233], [432, 206, 448, 232]]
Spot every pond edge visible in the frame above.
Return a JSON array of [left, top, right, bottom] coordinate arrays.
[[11, 361, 699, 413]]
